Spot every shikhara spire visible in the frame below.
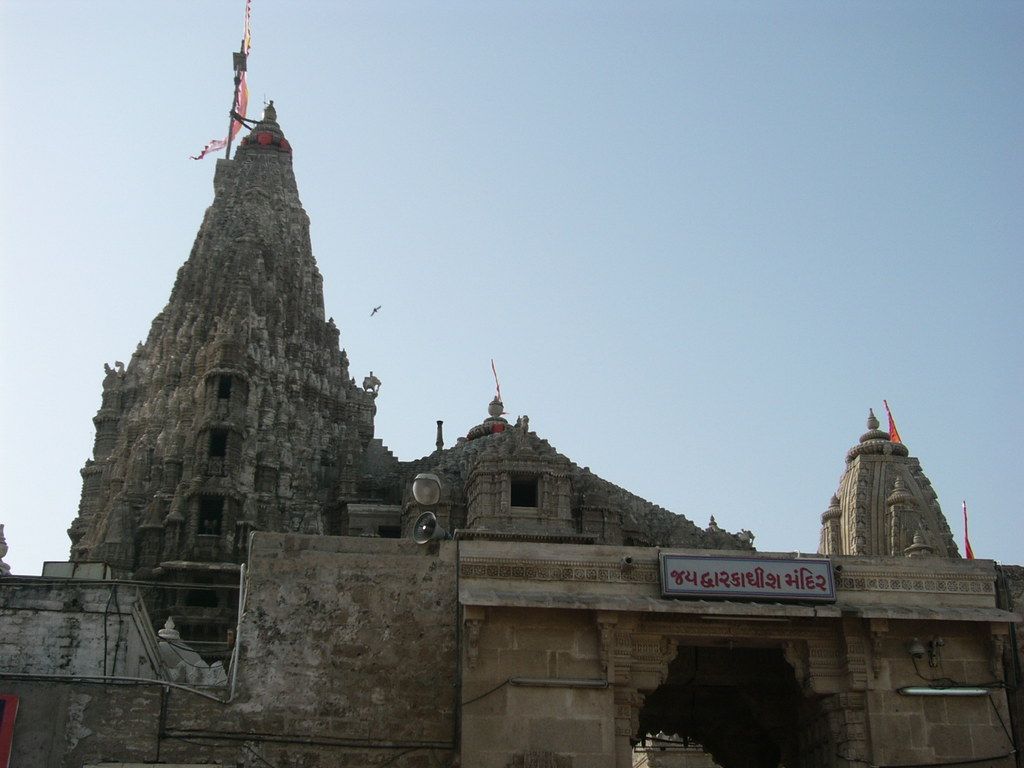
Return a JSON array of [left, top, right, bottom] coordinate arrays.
[[70, 106, 385, 641]]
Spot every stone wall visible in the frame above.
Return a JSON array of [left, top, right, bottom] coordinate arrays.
[[0, 580, 166, 768], [1, 535, 458, 767], [460, 606, 613, 767], [865, 621, 1016, 767], [162, 533, 459, 767]]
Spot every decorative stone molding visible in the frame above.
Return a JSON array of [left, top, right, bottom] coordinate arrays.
[[836, 570, 994, 595], [630, 634, 677, 691], [841, 618, 870, 690], [807, 638, 845, 694], [460, 557, 658, 584]]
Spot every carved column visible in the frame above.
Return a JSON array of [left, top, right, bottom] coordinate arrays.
[[600, 617, 677, 768], [822, 692, 869, 767]]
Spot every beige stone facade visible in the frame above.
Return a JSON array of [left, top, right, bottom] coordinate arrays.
[[1, 106, 1021, 767], [456, 542, 1017, 767], [4, 537, 1017, 767]]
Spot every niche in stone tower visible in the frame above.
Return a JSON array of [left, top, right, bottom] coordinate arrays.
[[510, 476, 539, 508], [198, 495, 224, 536], [209, 429, 228, 458]]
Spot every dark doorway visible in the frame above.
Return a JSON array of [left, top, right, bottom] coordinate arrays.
[[637, 643, 805, 768]]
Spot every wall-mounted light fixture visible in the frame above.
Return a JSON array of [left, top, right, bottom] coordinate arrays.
[[907, 637, 944, 668], [412, 473, 441, 507], [907, 638, 927, 660]]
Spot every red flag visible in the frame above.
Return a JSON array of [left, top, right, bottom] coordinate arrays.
[[883, 399, 902, 443], [962, 500, 975, 559], [191, 0, 252, 160]]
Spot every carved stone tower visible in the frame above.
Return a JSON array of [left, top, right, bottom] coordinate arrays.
[[818, 410, 958, 558], [68, 104, 381, 643]]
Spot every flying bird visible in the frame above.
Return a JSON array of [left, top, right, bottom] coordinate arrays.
[[370, 305, 381, 317]]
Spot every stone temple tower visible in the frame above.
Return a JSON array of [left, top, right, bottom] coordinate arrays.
[[68, 104, 384, 644], [818, 410, 958, 558]]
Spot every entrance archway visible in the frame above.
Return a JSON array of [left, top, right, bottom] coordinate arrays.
[[636, 643, 806, 768]]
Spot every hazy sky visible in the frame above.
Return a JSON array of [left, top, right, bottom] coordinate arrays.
[[1, 1, 1021, 575]]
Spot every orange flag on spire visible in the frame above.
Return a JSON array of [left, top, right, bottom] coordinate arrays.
[[883, 400, 902, 443], [962, 501, 975, 559]]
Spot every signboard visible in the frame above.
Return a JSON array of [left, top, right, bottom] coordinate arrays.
[[659, 554, 836, 602]]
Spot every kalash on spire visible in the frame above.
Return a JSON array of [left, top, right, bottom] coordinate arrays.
[[69, 103, 386, 648]]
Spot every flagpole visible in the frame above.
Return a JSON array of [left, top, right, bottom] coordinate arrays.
[[225, 38, 247, 160]]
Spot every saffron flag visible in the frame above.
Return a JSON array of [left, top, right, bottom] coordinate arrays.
[[962, 500, 975, 559], [191, 0, 252, 160], [883, 399, 902, 444]]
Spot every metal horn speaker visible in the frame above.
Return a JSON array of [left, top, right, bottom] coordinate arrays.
[[412, 511, 448, 544]]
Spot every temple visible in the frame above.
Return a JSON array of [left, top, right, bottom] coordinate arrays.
[[1, 105, 1021, 768]]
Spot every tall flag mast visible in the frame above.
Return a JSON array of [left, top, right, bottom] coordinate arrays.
[[191, 0, 253, 161]]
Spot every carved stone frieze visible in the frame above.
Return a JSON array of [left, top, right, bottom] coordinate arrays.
[[836, 570, 994, 595]]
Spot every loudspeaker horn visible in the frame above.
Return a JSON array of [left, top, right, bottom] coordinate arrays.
[[413, 511, 449, 544]]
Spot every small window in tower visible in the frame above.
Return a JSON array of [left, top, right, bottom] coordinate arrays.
[[198, 496, 224, 535], [217, 375, 233, 400], [511, 478, 538, 508], [377, 525, 401, 539], [209, 429, 228, 457]]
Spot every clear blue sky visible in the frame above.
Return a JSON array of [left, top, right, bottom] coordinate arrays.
[[1, 1, 1021, 575]]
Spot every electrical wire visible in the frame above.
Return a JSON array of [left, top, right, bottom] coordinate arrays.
[[377, 747, 421, 767], [460, 678, 510, 707], [988, 693, 1015, 748], [0, 672, 229, 702], [242, 741, 281, 768]]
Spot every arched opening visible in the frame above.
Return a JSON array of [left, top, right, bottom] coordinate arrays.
[[636, 642, 807, 768]]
